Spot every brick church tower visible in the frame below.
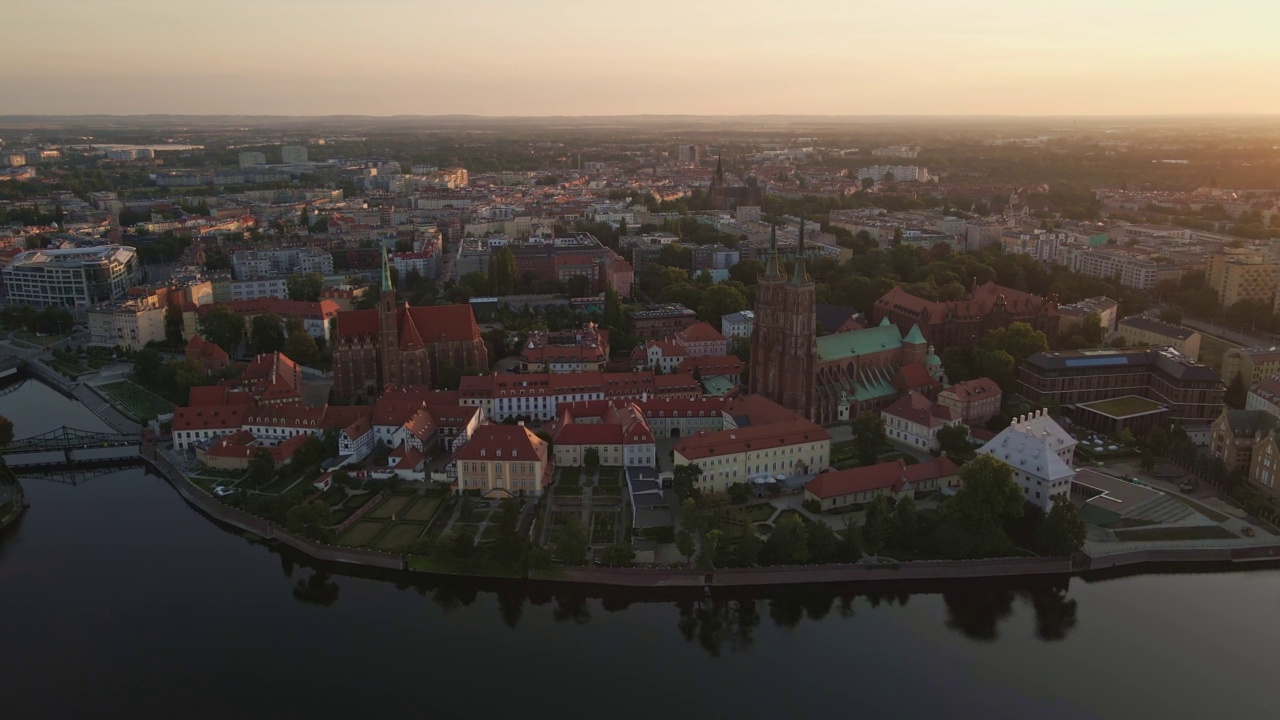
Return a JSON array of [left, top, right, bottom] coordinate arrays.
[[749, 221, 817, 419], [378, 247, 402, 388]]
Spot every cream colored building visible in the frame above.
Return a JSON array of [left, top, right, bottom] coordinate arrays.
[[1115, 316, 1202, 360], [1222, 348, 1280, 387], [88, 301, 167, 351], [454, 424, 552, 498], [673, 419, 830, 493], [1208, 252, 1278, 308]]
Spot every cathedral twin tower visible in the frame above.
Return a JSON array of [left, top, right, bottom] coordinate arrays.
[[748, 220, 817, 420]]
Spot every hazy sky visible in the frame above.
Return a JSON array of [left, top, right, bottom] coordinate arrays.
[[5, 0, 1280, 116]]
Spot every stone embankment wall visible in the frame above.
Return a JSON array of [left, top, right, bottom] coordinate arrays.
[[140, 442, 405, 571], [139, 441, 1280, 588]]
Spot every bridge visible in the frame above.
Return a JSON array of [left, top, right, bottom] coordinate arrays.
[[5, 426, 142, 455]]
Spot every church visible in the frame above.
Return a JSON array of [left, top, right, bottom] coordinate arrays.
[[749, 223, 946, 424], [706, 155, 765, 211], [331, 251, 489, 401]]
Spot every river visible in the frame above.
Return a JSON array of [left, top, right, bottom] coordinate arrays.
[[2, 378, 1279, 719]]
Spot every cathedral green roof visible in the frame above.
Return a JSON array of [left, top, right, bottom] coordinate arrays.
[[816, 324, 904, 363], [903, 323, 927, 345]]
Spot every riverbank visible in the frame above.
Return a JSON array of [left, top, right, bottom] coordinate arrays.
[[136, 442, 1280, 590], [0, 475, 26, 533]]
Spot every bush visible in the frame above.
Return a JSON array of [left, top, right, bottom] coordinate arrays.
[[802, 498, 822, 514]]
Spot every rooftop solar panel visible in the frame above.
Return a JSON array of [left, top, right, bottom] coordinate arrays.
[[1062, 357, 1129, 368]]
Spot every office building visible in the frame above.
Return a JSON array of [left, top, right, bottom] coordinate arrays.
[[2, 245, 142, 307]]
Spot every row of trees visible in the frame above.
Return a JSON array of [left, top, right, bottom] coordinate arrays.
[[0, 305, 75, 335]]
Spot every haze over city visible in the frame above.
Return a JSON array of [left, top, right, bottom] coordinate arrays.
[[5, 0, 1280, 116]]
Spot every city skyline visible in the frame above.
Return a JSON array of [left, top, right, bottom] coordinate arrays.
[[6, 0, 1280, 117]]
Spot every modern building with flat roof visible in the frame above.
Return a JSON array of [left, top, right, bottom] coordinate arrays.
[[2, 245, 141, 307], [1019, 348, 1224, 423]]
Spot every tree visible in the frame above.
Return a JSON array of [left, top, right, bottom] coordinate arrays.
[[458, 271, 489, 298], [583, 447, 601, 474], [1159, 306, 1184, 324], [728, 259, 766, 286], [283, 324, 319, 367], [837, 519, 863, 563], [1145, 426, 1169, 456], [491, 499, 524, 562], [676, 529, 696, 564], [975, 322, 1049, 365], [435, 359, 462, 391], [673, 463, 703, 501], [246, 450, 276, 488], [0, 414, 12, 447], [566, 275, 592, 298], [937, 424, 974, 462], [551, 515, 588, 566], [760, 514, 809, 565], [890, 495, 919, 554], [697, 284, 748, 324], [657, 243, 692, 269], [198, 305, 246, 356], [1226, 372, 1247, 409], [936, 455, 1026, 559], [851, 412, 889, 466], [286, 272, 325, 302], [726, 482, 751, 505], [490, 246, 518, 296], [249, 314, 286, 355], [602, 542, 636, 567], [1140, 450, 1156, 473], [864, 496, 891, 558], [134, 347, 164, 381], [805, 521, 840, 564], [696, 529, 722, 571], [1036, 495, 1087, 556], [603, 285, 625, 329], [164, 304, 184, 344]]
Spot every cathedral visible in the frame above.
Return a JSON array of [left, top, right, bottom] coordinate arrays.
[[749, 222, 818, 419], [706, 155, 765, 211], [331, 251, 489, 401], [750, 223, 946, 424]]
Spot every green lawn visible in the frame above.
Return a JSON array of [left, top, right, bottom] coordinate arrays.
[[744, 504, 777, 522], [372, 523, 427, 552], [260, 474, 303, 495], [98, 380, 175, 421], [590, 512, 617, 544], [774, 509, 809, 526], [15, 330, 64, 347], [343, 492, 376, 510], [403, 496, 443, 522], [368, 494, 413, 520], [337, 520, 386, 547]]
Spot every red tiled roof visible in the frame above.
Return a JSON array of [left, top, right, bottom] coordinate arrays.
[[675, 418, 829, 461], [676, 321, 727, 345], [941, 377, 1002, 401], [677, 354, 743, 376], [173, 404, 248, 431], [893, 362, 940, 392], [454, 424, 548, 463], [805, 459, 908, 499], [881, 391, 959, 429]]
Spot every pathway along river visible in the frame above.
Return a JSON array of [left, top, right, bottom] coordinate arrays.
[[3, 378, 1280, 718]]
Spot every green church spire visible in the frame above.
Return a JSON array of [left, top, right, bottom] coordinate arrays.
[[381, 245, 394, 293], [790, 218, 809, 285]]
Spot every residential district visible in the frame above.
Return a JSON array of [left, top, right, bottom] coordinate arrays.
[[3, 119, 1280, 572]]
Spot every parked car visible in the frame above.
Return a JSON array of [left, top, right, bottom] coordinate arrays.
[[213, 486, 236, 497]]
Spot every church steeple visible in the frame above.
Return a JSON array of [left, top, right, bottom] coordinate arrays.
[[381, 245, 394, 294], [765, 223, 781, 278], [714, 154, 724, 184], [790, 218, 809, 285]]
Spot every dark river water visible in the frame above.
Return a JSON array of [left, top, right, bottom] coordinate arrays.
[[3, 377, 1280, 719]]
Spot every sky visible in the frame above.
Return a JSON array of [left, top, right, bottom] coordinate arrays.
[[4, 0, 1280, 116]]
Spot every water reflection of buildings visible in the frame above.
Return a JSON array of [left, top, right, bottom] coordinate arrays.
[[267, 538, 1082, 653]]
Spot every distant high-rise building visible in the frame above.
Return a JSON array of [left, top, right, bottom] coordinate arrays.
[[239, 151, 267, 167], [281, 146, 309, 164], [678, 144, 700, 163]]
